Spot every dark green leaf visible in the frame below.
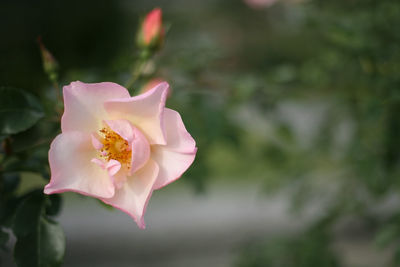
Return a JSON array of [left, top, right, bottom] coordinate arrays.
[[3, 173, 21, 193], [45, 195, 63, 216], [11, 120, 58, 153], [12, 191, 65, 267], [0, 198, 19, 227], [3, 153, 49, 175], [0, 134, 7, 144], [12, 191, 44, 237], [0, 87, 44, 135], [38, 217, 65, 267], [0, 227, 9, 250]]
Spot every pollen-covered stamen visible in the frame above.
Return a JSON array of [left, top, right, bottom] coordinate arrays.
[[98, 127, 131, 169]]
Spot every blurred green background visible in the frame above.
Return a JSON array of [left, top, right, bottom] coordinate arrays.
[[1, 0, 400, 266]]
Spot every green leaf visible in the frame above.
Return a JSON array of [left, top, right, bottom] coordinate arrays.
[[12, 191, 65, 267], [0, 227, 9, 250], [0, 87, 44, 135], [0, 196, 20, 227], [45, 195, 63, 217], [11, 120, 58, 153], [3, 153, 49, 176], [38, 217, 65, 267], [3, 173, 21, 193], [12, 191, 44, 237]]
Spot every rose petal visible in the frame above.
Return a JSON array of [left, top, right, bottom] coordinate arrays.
[[130, 128, 151, 175], [104, 119, 135, 142], [100, 159, 159, 229], [91, 158, 105, 167], [104, 82, 169, 145], [112, 171, 127, 189], [150, 108, 197, 189], [91, 158, 126, 188], [62, 81, 130, 133], [91, 133, 103, 150], [151, 146, 197, 190], [91, 158, 121, 177], [162, 108, 196, 153], [106, 159, 121, 177], [44, 132, 115, 198]]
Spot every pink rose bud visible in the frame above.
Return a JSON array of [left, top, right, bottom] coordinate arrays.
[[138, 8, 165, 49], [37, 36, 59, 83]]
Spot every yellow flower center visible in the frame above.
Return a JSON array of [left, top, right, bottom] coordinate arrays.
[[99, 127, 131, 168]]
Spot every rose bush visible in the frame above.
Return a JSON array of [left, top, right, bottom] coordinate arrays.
[[44, 81, 197, 228]]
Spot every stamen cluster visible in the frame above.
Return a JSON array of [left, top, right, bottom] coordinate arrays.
[[99, 127, 131, 169]]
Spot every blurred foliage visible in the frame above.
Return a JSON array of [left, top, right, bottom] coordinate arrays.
[[236, 231, 339, 267], [228, 0, 400, 265], [13, 191, 65, 267], [1, 0, 400, 266]]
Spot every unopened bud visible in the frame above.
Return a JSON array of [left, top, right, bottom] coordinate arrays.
[[37, 36, 59, 83], [137, 8, 165, 51]]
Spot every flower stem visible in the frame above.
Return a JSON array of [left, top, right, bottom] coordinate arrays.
[[125, 50, 152, 93]]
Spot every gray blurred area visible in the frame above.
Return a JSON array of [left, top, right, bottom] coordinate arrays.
[[61, 183, 298, 267], [0, 182, 302, 267], [1, 181, 396, 267]]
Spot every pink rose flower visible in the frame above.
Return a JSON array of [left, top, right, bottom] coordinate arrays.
[[138, 8, 165, 48], [44, 81, 197, 228]]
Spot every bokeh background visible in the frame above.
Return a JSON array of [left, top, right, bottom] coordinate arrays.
[[1, 0, 400, 266]]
